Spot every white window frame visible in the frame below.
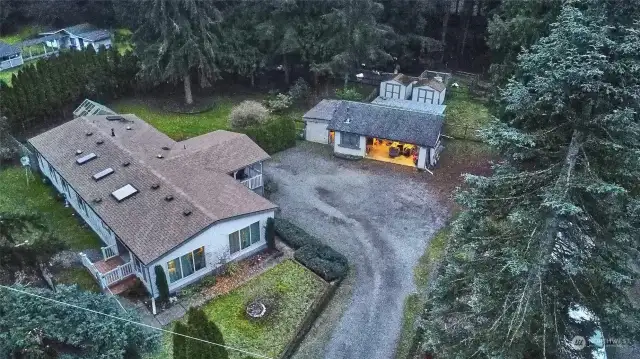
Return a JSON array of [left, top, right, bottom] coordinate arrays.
[[417, 88, 435, 104], [229, 222, 261, 255], [384, 83, 401, 98], [166, 246, 206, 284]]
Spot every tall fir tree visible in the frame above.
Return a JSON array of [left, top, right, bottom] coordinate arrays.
[[185, 307, 229, 359], [133, 0, 222, 105], [173, 321, 189, 359], [422, 2, 640, 358], [321, 0, 393, 88]]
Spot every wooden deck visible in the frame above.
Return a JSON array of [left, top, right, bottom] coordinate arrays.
[[91, 256, 138, 294], [108, 276, 138, 295], [94, 256, 125, 274]]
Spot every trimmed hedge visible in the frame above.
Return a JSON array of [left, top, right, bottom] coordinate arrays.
[[242, 115, 297, 155], [294, 244, 348, 282], [275, 218, 348, 282], [275, 218, 319, 249]]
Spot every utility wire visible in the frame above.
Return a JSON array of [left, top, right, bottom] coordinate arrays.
[[0, 284, 273, 359]]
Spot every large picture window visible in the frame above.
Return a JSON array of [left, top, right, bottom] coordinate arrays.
[[339, 132, 360, 149], [166, 246, 206, 283], [384, 83, 401, 98], [229, 221, 261, 255]]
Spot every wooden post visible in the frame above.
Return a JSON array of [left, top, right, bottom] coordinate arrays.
[[151, 298, 157, 315]]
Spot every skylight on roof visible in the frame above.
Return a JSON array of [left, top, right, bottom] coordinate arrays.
[[111, 184, 138, 202], [76, 153, 97, 165], [92, 168, 114, 181]]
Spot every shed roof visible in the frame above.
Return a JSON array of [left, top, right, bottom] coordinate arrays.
[[391, 74, 415, 86], [414, 78, 446, 92], [0, 41, 20, 57], [29, 115, 276, 264], [371, 97, 446, 115], [326, 101, 443, 147], [302, 99, 341, 122]]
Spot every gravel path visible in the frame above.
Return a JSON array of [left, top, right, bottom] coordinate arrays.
[[266, 142, 449, 359]]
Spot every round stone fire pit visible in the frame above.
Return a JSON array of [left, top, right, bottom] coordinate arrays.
[[246, 301, 267, 319]]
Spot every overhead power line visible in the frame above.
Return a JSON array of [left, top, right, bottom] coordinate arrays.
[[0, 284, 273, 359]]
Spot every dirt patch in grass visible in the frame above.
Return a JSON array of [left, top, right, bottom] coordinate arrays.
[[0, 167, 101, 250], [151, 260, 326, 359]]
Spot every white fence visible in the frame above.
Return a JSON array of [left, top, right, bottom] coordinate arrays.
[[241, 174, 263, 190]]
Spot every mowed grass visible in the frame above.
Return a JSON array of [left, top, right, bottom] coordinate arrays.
[[112, 98, 236, 141], [0, 25, 43, 44], [151, 260, 326, 359], [0, 59, 39, 86], [444, 84, 491, 140], [0, 167, 101, 250]]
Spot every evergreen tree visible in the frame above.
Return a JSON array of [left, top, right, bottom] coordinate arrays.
[[133, 0, 222, 105], [154, 265, 169, 303], [0, 284, 159, 358], [266, 217, 275, 250], [173, 321, 189, 359], [185, 307, 228, 359], [422, 2, 640, 358], [321, 0, 393, 87]]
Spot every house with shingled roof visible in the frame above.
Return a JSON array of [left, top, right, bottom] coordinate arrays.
[[28, 114, 276, 301], [39, 23, 112, 52]]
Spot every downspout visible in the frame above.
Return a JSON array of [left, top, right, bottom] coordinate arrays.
[[147, 265, 157, 315]]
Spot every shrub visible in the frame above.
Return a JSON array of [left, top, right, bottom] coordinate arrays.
[[264, 93, 293, 113], [294, 243, 349, 282], [241, 115, 296, 154], [274, 218, 320, 249], [225, 262, 241, 277], [266, 217, 276, 250], [229, 100, 269, 129], [335, 87, 364, 101], [288, 78, 310, 102], [154, 265, 169, 303]]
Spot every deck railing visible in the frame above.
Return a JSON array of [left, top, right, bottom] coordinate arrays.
[[101, 261, 135, 287], [241, 174, 263, 190], [101, 244, 118, 261]]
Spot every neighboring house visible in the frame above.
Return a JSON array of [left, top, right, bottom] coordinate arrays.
[[29, 114, 276, 300], [379, 74, 414, 100], [371, 96, 446, 115], [304, 100, 443, 169], [411, 77, 447, 105], [0, 41, 23, 71], [39, 23, 112, 51], [302, 99, 341, 144]]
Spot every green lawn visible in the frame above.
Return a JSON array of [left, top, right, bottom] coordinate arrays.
[[0, 59, 39, 86], [112, 98, 238, 141], [444, 85, 491, 141], [55, 268, 101, 292], [152, 260, 326, 359], [0, 167, 101, 250], [0, 25, 43, 44]]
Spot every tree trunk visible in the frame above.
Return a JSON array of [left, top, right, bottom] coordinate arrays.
[[183, 74, 193, 105], [343, 73, 349, 89], [459, 1, 472, 58], [250, 72, 255, 88], [283, 54, 290, 85], [440, 2, 451, 64]]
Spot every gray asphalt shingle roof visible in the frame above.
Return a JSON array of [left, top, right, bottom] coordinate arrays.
[[371, 97, 446, 115], [0, 41, 20, 57], [78, 29, 111, 42], [326, 101, 444, 147], [302, 99, 341, 122], [29, 115, 276, 264], [16, 33, 63, 47]]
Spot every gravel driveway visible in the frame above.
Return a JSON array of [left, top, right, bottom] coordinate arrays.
[[266, 142, 449, 359]]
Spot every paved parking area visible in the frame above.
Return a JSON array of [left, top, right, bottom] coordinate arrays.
[[265, 142, 450, 359]]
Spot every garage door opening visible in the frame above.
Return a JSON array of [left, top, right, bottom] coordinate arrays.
[[365, 138, 417, 167]]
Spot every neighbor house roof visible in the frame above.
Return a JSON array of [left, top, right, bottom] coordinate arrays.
[[29, 115, 276, 264], [371, 97, 446, 115], [17, 33, 64, 47], [41, 23, 110, 42], [302, 99, 341, 122], [0, 41, 21, 57], [326, 101, 443, 147]]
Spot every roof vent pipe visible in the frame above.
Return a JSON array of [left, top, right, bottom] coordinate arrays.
[[111, 128, 115, 137]]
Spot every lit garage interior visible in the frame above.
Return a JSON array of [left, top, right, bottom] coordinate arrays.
[[366, 138, 417, 167]]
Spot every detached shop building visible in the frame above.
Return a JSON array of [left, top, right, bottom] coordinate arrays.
[[304, 100, 444, 169]]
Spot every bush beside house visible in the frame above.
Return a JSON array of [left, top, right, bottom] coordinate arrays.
[[155, 265, 169, 303], [228, 100, 269, 128], [275, 218, 348, 282], [242, 115, 297, 155]]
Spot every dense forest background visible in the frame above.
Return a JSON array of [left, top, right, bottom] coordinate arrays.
[[0, 0, 498, 74]]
